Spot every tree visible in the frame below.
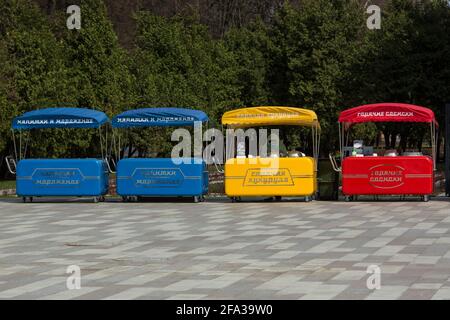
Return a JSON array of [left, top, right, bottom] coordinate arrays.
[[0, 0, 73, 163], [60, 0, 132, 116], [224, 18, 271, 106], [267, 0, 368, 154], [0, 0, 133, 162], [127, 12, 241, 156], [356, 0, 450, 154]]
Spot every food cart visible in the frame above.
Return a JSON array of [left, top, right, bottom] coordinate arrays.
[[332, 103, 438, 202], [112, 108, 209, 203], [221, 106, 321, 202], [9, 108, 110, 203]]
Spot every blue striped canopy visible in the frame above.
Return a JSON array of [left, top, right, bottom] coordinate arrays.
[[12, 108, 109, 130], [112, 108, 209, 128]]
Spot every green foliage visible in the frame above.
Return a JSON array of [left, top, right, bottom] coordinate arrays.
[[224, 19, 272, 106], [0, 0, 74, 159], [132, 13, 241, 118], [268, 0, 368, 152], [61, 0, 132, 115], [0, 0, 131, 163], [0, 40, 17, 154], [355, 0, 450, 150], [124, 13, 242, 156]]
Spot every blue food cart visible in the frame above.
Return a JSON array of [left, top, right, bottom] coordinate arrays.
[[9, 108, 110, 203], [112, 108, 209, 202]]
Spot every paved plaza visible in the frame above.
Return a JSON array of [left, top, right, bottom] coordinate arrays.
[[0, 197, 450, 300]]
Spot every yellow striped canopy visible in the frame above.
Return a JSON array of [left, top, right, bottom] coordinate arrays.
[[222, 106, 320, 129]]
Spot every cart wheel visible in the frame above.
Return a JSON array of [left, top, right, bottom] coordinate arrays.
[[345, 195, 353, 202], [423, 195, 430, 202], [231, 197, 242, 203]]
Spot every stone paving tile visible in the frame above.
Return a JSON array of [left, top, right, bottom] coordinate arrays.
[[399, 289, 436, 300], [432, 287, 450, 300], [0, 198, 450, 300]]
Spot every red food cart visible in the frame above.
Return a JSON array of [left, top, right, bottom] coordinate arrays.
[[331, 103, 438, 202]]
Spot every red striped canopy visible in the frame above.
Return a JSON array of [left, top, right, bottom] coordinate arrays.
[[339, 103, 438, 127]]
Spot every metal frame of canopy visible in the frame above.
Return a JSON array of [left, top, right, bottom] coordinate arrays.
[[8, 107, 110, 203], [331, 103, 438, 202], [111, 107, 209, 203], [221, 106, 321, 202]]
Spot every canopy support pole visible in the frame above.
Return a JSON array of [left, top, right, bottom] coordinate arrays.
[[312, 127, 315, 170], [431, 122, 436, 171], [339, 123, 345, 163], [19, 130, 22, 161], [312, 125, 320, 172], [98, 127, 105, 160], [431, 123, 434, 168], [338, 123, 341, 161], [104, 125, 108, 160], [345, 128, 350, 153], [118, 132, 121, 161], [23, 130, 30, 160], [111, 128, 117, 162], [317, 125, 321, 171], [11, 129, 18, 163]]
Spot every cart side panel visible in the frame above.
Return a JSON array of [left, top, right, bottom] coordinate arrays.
[[342, 156, 434, 196], [224, 157, 317, 197], [16, 159, 109, 197], [116, 158, 208, 197]]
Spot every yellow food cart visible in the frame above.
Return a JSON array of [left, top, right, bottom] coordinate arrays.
[[222, 106, 320, 202]]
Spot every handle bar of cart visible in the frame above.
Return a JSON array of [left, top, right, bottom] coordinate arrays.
[[5, 156, 17, 175], [329, 153, 341, 172]]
